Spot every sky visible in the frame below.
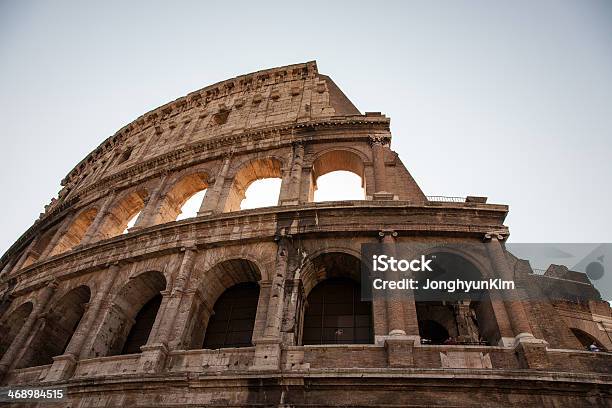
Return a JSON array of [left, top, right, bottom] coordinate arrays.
[[1, 0, 611, 256]]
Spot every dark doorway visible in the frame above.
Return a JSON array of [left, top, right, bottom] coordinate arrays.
[[121, 294, 162, 355], [202, 282, 260, 349], [419, 319, 450, 345], [303, 277, 373, 345]]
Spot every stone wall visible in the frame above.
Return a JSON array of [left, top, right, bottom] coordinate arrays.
[[0, 62, 610, 407]]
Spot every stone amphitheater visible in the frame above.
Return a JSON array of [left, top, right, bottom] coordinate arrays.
[[0, 61, 610, 407]]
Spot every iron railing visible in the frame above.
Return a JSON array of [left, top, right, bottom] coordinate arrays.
[[426, 196, 466, 203]]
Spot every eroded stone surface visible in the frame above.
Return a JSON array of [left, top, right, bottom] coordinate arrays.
[[0, 62, 610, 407]]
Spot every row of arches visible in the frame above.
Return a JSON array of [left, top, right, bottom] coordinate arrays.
[[1, 251, 607, 372], [25, 150, 368, 265]]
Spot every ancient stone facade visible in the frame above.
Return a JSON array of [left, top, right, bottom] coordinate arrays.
[[0, 61, 610, 407]]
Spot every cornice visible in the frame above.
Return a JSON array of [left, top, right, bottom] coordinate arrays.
[[1, 116, 391, 266], [3, 201, 508, 294], [61, 61, 321, 185]]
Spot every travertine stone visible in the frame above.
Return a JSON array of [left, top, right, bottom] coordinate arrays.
[[0, 62, 610, 407]]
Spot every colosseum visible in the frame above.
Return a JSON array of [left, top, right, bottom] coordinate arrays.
[[0, 61, 610, 407]]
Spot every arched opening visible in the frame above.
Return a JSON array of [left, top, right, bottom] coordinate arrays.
[[155, 173, 209, 223], [18, 286, 90, 368], [176, 190, 207, 220], [123, 211, 141, 234], [418, 319, 450, 345], [301, 252, 373, 345], [240, 178, 282, 210], [571, 328, 607, 351], [97, 190, 147, 239], [121, 294, 163, 354], [416, 303, 456, 345], [414, 252, 497, 345], [21, 226, 59, 268], [224, 158, 282, 212], [187, 259, 262, 350], [313, 171, 365, 202], [310, 150, 366, 202], [303, 277, 373, 345], [90, 271, 166, 357], [202, 282, 260, 349], [0, 302, 33, 359], [49, 208, 98, 256]]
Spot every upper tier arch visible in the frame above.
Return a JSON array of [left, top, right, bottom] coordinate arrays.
[[60, 61, 360, 196]]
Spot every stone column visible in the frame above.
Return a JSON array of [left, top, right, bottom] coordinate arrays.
[[0, 290, 15, 322], [138, 247, 197, 373], [0, 280, 58, 380], [80, 191, 117, 245], [44, 264, 122, 381], [379, 231, 406, 336], [370, 136, 394, 200], [0, 261, 15, 280], [252, 236, 291, 371], [198, 153, 232, 216], [484, 233, 533, 339], [378, 231, 421, 367], [488, 291, 515, 346], [280, 279, 305, 346], [485, 232, 548, 366], [280, 142, 304, 206], [131, 174, 169, 230], [156, 247, 197, 345], [40, 213, 76, 258], [251, 280, 272, 345], [11, 238, 39, 272], [453, 301, 479, 342]]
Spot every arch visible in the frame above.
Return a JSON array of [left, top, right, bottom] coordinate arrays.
[[313, 171, 365, 202], [224, 157, 283, 212], [311, 147, 368, 177], [310, 149, 366, 202], [121, 293, 163, 354], [413, 251, 487, 302], [18, 286, 91, 368], [21, 226, 58, 268], [187, 259, 262, 349], [419, 244, 494, 280], [300, 252, 373, 345], [155, 172, 209, 224], [302, 277, 373, 345], [202, 282, 260, 349], [49, 208, 98, 256], [0, 302, 33, 359], [300, 250, 365, 297], [92, 271, 166, 357], [97, 190, 147, 239], [418, 319, 450, 345], [570, 327, 608, 351], [414, 251, 499, 345]]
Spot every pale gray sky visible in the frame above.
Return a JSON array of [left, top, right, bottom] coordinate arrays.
[[1, 0, 611, 255]]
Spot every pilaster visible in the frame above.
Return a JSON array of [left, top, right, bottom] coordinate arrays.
[[369, 135, 394, 200], [252, 235, 291, 371], [80, 191, 117, 245], [0, 280, 58, 380], [280, 142, 304, 206], [484, 232, 536, 343], [131, 173, 169, 230], [198, 152, 232, 216], [45, 263, 122, 381]]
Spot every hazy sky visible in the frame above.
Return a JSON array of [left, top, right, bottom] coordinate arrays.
[[1, 0, 611, 255]]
